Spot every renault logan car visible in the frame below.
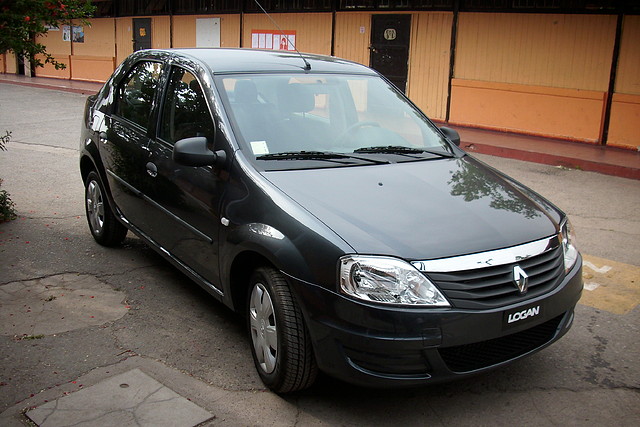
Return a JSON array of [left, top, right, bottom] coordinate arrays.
[[80, 48, 582, 393]]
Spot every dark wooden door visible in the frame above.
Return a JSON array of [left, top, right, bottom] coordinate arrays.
[[370, 15, 411, 93], [133, 18, 152, 51]]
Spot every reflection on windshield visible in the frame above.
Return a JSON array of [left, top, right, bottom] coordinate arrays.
[[216, 74, 450, 160], [448, 160, 541, 219]]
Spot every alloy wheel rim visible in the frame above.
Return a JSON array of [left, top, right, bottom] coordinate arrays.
[[249, 282, 278, 374], [86, 180, 105, 234]]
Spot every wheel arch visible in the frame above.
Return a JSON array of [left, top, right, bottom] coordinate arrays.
[[228, 250, 274, 314]]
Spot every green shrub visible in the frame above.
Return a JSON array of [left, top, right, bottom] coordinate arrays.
[[0, 131, 17, 222]]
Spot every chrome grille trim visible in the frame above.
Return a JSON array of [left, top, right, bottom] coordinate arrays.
[[411, 236, 559, 273]]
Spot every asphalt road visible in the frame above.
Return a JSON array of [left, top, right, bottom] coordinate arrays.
[[0, 83, 638, 425]]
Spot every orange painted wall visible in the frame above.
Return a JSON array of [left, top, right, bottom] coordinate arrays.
[[334, 12, 371, 65], [152, 16, 171, 49], [452, 13, 617, 142], [34, 25, 72, 79], [450, 79, 605, 142], [5, 52, 17, 74], [407, 12, 452, 120], [70, 18, 116, 82], [608, 16, 640, 149], [615, 15, 640, 95], [172, 14, 241, 48], [115, 18, 134, 66], [242, 13, 332, 55], [455, 13, 616, 91], [333, 11, 452, 120], [608, 94, 640, 150]]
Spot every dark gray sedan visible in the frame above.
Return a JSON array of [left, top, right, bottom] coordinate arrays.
[[80, 48, 582, 393]]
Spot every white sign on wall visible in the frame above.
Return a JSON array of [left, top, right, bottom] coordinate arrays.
[[196, 18, 221, 48]]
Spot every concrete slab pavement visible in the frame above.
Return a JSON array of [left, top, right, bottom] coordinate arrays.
[[26, 368, 213, 427]]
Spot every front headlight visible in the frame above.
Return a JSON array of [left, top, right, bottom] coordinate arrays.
[[339, 255, 450, 307], [560, 218, 579, 273]]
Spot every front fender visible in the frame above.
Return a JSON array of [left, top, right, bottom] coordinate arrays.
[[222, 222, 311, 284]]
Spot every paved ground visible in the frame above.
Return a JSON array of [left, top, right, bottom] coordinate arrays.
[[0, 83, 638, 426]]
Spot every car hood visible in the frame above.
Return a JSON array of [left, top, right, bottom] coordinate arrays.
[[262, 156, 559, 260]]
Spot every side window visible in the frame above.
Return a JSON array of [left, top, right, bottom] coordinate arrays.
[[115, 61, 163, 129], [159, 67, 214, 144]]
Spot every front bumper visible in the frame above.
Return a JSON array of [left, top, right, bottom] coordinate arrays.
[[287, 255, 583, 387]]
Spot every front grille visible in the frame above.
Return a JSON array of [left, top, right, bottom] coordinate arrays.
[[439, 314, 564, 373], [426, 245, 564, 309]]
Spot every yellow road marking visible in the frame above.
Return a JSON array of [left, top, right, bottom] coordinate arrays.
[[579, 254, 640, 315]]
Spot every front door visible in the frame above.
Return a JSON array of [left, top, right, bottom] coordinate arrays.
[[146, 66, 225, 290], [133, 18, 152, 51], [370, 14, 411, 93]]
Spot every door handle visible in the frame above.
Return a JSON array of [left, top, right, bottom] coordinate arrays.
[[146, 162, 158, 178]]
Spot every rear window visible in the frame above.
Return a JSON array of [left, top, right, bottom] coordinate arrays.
[[115, 61, 163, 129]]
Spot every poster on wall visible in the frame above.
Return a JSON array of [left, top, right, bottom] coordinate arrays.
[[251, 30, 296, 51], [62, 25, 84, 43]]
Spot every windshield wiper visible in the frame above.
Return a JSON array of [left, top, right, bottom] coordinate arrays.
[[256, 151, 389, 164], [354, 145, 455, 158]]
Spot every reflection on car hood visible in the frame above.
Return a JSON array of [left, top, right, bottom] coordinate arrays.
[[263, 156, 559, 260]]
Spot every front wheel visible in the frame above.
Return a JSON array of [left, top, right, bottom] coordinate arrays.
[[247, 266, 317, 393], [84, 170, 127, 246]]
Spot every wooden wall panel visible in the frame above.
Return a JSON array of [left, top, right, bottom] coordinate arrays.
[[615, 15, 640, 95], [35, 27, 72, 56], [450, 79, 605, 142], [334, 12, 371, 65], [455, 13, 616, 91], [172, 14, 241, 48], [34, 26, 72, 78], [608, 94, 640, 150], [115, 18, 133, 65], [407, 12, 452, 120], [4, 52, 17, 74], [152, 16, 171, 49], [220, 14, 241, 48], [72, 18, 115, 57], [242, 13, 332, 55]]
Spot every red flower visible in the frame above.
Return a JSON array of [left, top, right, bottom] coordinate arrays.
[[24, 16, 31, 22]]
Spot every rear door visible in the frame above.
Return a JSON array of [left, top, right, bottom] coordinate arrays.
[[144, 66, 226, 289], [370, 14, 411, 93], [102, 60, 163, 234]]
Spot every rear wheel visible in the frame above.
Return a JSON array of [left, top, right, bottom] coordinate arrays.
[[248, 266, 317, 393], [84, 170, 127, 246]]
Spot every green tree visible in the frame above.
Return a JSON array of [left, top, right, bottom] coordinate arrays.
[[0, 0, 95, 70]]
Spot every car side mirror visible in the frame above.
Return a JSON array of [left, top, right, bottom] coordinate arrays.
[[439, 127, 461, 146], [173, 136, 226, 167]]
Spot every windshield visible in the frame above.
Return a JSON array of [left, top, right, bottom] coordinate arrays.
[[216, 73, 454, 168]]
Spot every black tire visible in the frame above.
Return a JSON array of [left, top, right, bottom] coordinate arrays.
[[247, 266, 317, 393], [84, 170, 128, 246]]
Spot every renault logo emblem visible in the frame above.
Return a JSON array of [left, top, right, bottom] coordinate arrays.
[[513, 265, 529, 294]]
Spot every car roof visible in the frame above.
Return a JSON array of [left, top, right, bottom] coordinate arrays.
[[138, 48, 377, 75]]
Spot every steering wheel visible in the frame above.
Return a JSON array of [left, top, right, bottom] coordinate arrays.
[[335, 121, 380, 147]]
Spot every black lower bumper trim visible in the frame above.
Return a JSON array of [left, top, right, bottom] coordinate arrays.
[[439, 313, 565, 373]]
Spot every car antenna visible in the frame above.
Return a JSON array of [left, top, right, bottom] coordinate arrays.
[[253, 0, 311, 71]]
